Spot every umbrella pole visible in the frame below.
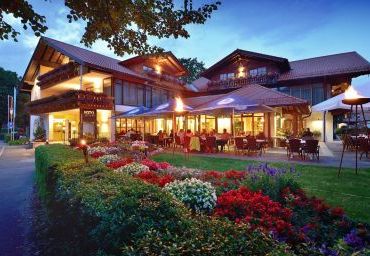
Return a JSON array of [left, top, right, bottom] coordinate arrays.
[[172, 112, 176, 156], [232, 108, 236, 146], [142, 117, 145, 141]]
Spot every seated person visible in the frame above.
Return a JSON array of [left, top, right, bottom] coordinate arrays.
[[301, 128, 314, 140], [185, 129, 193, 137], [256, 132, 265, 140], [177, 129, 185, 143], [217, 129, 230, 152]]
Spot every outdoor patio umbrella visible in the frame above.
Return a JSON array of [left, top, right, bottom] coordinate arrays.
[[110, 106, 150, 119], [135, 97, 193, 154], [110, 106, 150, 141]]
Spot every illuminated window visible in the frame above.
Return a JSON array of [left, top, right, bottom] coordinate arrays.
[[249, 67, 267, 77], [220, 73, 235, 81]]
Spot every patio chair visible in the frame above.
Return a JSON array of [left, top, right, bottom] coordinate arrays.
[[183, 136, 191, 159], [287, 139, 303, 159], [206, 136, 217, 153], [302, 139, 320, 161], [357, 137, 370, 160], [152, 135, 159, 145], [246, 137, 260, 155], [234, 137, 247, 155], [174, 135, 182, 148]]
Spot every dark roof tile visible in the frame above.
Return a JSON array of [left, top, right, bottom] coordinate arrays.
[[279, 52, 370, 81]]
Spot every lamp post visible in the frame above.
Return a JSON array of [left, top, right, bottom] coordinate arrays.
[[80, 139, 89, 164], [172, 97, 185, 155], [338, 86, 370, 176]]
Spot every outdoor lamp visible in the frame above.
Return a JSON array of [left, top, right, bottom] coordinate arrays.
[[80, 139, 89, 163]]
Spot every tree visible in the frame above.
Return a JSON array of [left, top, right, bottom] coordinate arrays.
[[0, 67, 20, 128], [0, 0, 220, 56], [179, 57, 206, 84]]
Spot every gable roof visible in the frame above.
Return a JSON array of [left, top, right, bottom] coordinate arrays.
[[279, 52, 370, 81], [41, 37, 145, 78], [120, 51, 188, 76], [201, 49, 290, 78]]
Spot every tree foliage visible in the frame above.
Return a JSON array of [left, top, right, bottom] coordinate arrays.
[[0, 0, 220, 56], [0, 0, 48, 41], [179, 57, 206, 84], [0, 67, 20, 128]]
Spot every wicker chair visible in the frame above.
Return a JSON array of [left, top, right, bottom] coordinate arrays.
[[287, 139, 303, 159], [183, 136, 191, 159], [234, 137, 247, 155], [357, 137, 370, 160], [246, 137, 260, 155], [302, 139, 319, 161], [206, 136, 217, 153]]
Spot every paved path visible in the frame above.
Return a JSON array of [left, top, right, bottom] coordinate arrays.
[[0, 143, 35, 256]]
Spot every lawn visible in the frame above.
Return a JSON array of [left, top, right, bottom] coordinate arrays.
[[152, 153, 370, 223]]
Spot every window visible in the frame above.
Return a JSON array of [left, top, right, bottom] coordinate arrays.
[[143, 65, 153, 72], [145, 87, 152, 107], [103, 78, 112, 96], [152, 88, 169, 107], [114, 80, 123, 105], [220, 73, 235, 81], [249, 67, 267, 77], [312, 84, 324, 105]]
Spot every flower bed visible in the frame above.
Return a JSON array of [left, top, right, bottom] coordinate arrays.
[[37, 144, 370, 255]]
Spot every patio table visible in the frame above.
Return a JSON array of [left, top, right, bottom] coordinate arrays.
[[189, 136, 201, 151]]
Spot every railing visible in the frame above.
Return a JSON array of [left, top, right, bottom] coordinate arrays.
[[142, 69, 185, 86], [207, 74, 279, 91], [37, 62, 80, 88], [27, 90, 114, 114]]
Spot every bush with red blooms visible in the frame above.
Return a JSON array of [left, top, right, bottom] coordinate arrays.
[[215, 186, 293, 236], [140, 158, 171, 171], [90, 152, 105, 159], [106, 158, 133, 169], [281, 187, 352, 247], [201, 170, 247, 194], [135, 170, 174, 187]]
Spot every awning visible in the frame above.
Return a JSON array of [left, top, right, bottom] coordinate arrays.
[[135, 98, 193, 117], [190, 104, 274, 115], [110, 106, 150, 119], [312, 83, 370, 112]]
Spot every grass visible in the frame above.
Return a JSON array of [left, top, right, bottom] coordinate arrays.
[[152, 153, 370, 223]]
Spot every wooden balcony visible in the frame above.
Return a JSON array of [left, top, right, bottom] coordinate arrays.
[[37, 62, 83, 89], [142, 69, 186, 86], [207, 74, 279, 91], [27, 90, 114, 114]]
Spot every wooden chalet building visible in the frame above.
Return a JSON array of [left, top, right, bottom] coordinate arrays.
[[21, 37, 188, 142], [21, 38, 370, 143], [192, 49, 370, 141]]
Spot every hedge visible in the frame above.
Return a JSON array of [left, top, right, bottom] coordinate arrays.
[[35, 145, 296, 255]]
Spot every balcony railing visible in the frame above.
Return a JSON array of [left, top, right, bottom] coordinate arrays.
[[27, 90, 114, 114], [142, 69, 185, 86], [37, 62, 81, 88], [207, 73, 279, 91]]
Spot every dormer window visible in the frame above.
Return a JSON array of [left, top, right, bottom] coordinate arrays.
[[220, 73, 235, 81], [249, 67, 267, 77], [143, 65, 153, 72]]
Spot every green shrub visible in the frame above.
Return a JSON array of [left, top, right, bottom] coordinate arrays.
[[35, 145, 298, 256], [8, 137, 29, 145], [124, 216, 294, 256], [4, 133, 11, 143]]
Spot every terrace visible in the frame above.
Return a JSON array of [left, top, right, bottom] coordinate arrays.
[[207, 73, 279, 91], [27, 90, 114, 114]]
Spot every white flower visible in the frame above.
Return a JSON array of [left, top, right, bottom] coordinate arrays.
[[97, 154, 120, 164], [164, 178, 217, 213], [116, 162, 149, 175]]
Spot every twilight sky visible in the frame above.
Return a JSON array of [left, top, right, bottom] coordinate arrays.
[[1, 0, 370, 86]]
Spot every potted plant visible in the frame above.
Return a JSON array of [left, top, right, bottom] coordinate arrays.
[[312, 130, 321, 140]]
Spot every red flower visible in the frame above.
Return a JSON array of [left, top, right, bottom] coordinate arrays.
[[215, 186, 293, 235], [135, 170, 174, 187], [90, 152, 105, 159], [224, 170, 247, 180], [140, 159, 171, 171], [106, 158, 133, 169], [330, 207, 344, 218]]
